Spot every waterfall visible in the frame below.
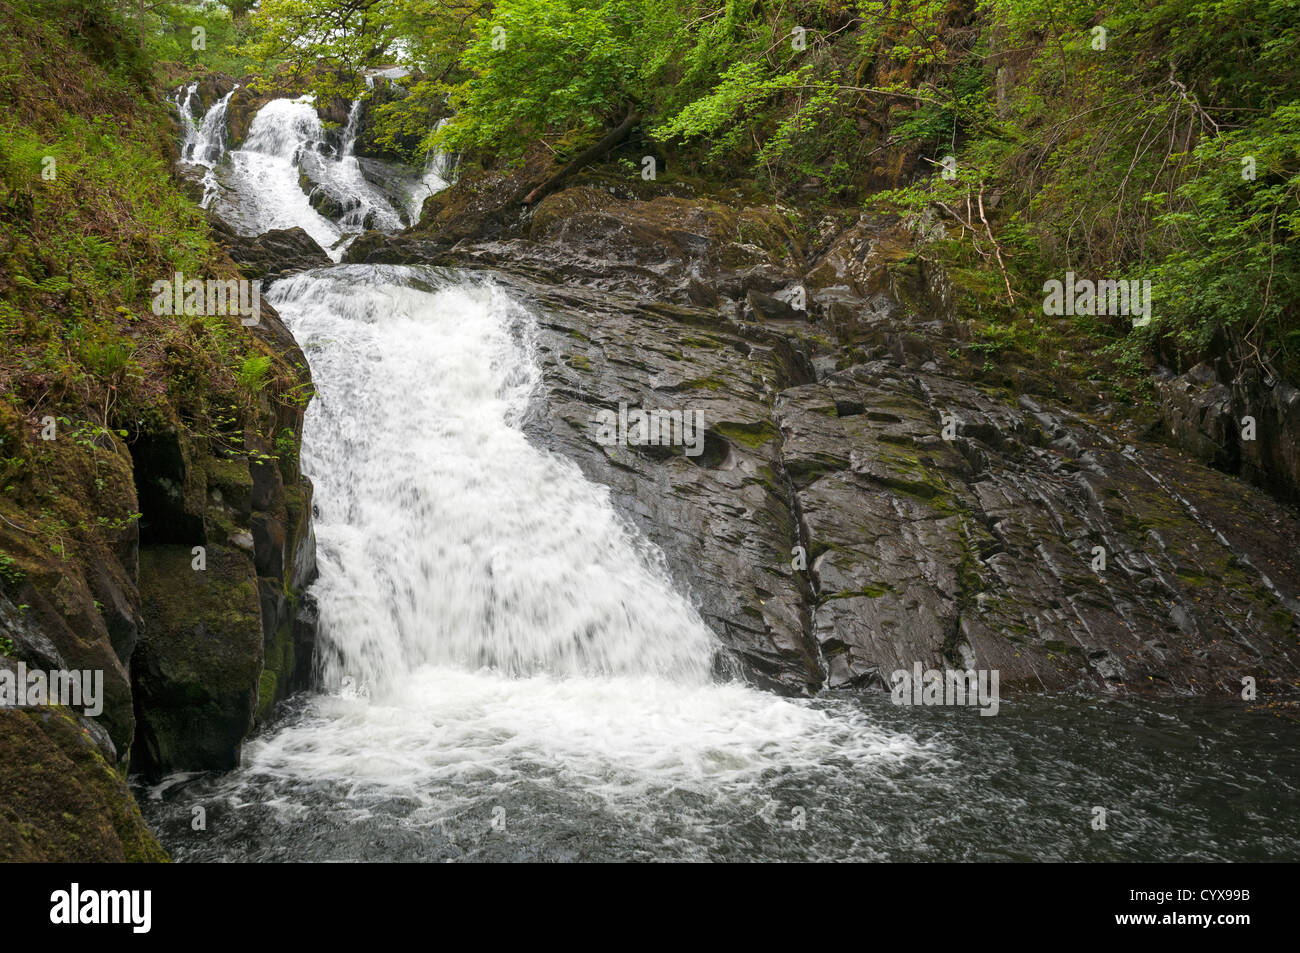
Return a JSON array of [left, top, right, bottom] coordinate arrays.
[[176, 88, 448, 254], [173, 83, 199, 150], [186, 261, 925, 842], [340, 98, 363, 158], [405, 118, 453, 224], [218, 97, 346, 254], [154, 84, 930, 860], [174, 84, 236, 207], [272, 265, 720, 690], [190, 87, 235, 166]]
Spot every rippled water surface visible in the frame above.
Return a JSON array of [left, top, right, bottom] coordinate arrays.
[[138, 689, 1298, 862]]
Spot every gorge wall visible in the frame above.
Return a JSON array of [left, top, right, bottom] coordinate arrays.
[[348, 166, 1300, 700], [0, 5, 318, 861]]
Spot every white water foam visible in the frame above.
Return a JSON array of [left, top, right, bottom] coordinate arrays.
[[222, 98, 347, 255], [174, 83, 235, 207], [226, 264, 930, 815]]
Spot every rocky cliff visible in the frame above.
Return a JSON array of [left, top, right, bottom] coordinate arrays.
[[0, 3, 318, 861], [346, 171, 1300, 699]]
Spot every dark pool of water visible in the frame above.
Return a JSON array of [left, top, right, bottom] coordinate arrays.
[[136, 690, 1298, 862]]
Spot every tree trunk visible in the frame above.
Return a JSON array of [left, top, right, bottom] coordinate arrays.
[[522, 109, 642, 206]]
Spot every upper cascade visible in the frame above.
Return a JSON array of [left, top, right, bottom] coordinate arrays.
[[173, 85, 450, 256]]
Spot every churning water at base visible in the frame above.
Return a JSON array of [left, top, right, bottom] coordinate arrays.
[[135, 266, 934, 858], [138, 265, 1300, 861]]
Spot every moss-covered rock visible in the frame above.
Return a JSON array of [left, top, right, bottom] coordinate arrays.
[[0, 706, 167, 862], [132, 545, 263, 775]]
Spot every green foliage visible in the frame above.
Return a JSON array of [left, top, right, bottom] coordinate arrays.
[[240, 0, 403, 101], [0, 0, 299, 532], [236, 355, 273, 393], [145, 2, 260, 77], [365, 79, 447, 165], [0, 551, 24, 587], [439, 0, 682, 158], [865, 0, 1300, 381], [1143, 100, 1300, 369], [653, 62, 810, 155]]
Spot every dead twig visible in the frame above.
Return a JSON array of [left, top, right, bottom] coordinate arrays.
[[977, 182, 1016, 303]]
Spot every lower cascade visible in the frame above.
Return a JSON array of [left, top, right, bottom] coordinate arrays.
[[137, 263, 1293, 863], [142, 264, 934, 860], [281, 265, 725, 685]]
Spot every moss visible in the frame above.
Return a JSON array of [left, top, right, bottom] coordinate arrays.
[[138, 545, 261, 690], [746, 464, 784, 496], [713, 420, 779, 449], [864, 441, 962, 511], [204, 454, 253, 507], [680, 335, 728, 350], [823, 583, 894, 600], [257, 619, 297, 725], [256, 668, 278, 723], [679, 374, 728, 391], [529, 186, 620, 235], [0, 708, 168, 862]]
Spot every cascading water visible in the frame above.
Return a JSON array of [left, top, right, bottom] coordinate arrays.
[[135, 261, 935, 859], [179, 89, 439, 256], [406, 119, 452, 224], [292, 267, 722, 687], [173, 84, 236, 207], [173, 83, 199, 149], [339, 99, 363, 157], [217, 97, 349, 255], [140, 91, 1300, 862]]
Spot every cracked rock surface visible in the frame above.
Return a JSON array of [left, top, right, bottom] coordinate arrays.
[[350, 194, 1300, 698]]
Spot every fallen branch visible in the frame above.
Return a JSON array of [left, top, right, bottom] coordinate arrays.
[[522, 109, 642, 206], [931, 198, 989, 259], [1167, 64, 1221, 136], [977, 182, 1016, 303]]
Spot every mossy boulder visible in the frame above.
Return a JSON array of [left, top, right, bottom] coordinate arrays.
[[132, 545, 264, 775], [528, 189, 805, 276], [0, 706, 167, 862]]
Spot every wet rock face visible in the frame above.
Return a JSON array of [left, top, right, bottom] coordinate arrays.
[[507, 282, 821, 693], [781, 367, 1300, 694], [133, 545, 263, 771], [126, 301, 319, 777], [0, 703, 166, 862], [210, 219, 330, 281], [1157, 362, 1300, 506], [1, 298, 318, 800], [396, 184, 1300, 699]]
